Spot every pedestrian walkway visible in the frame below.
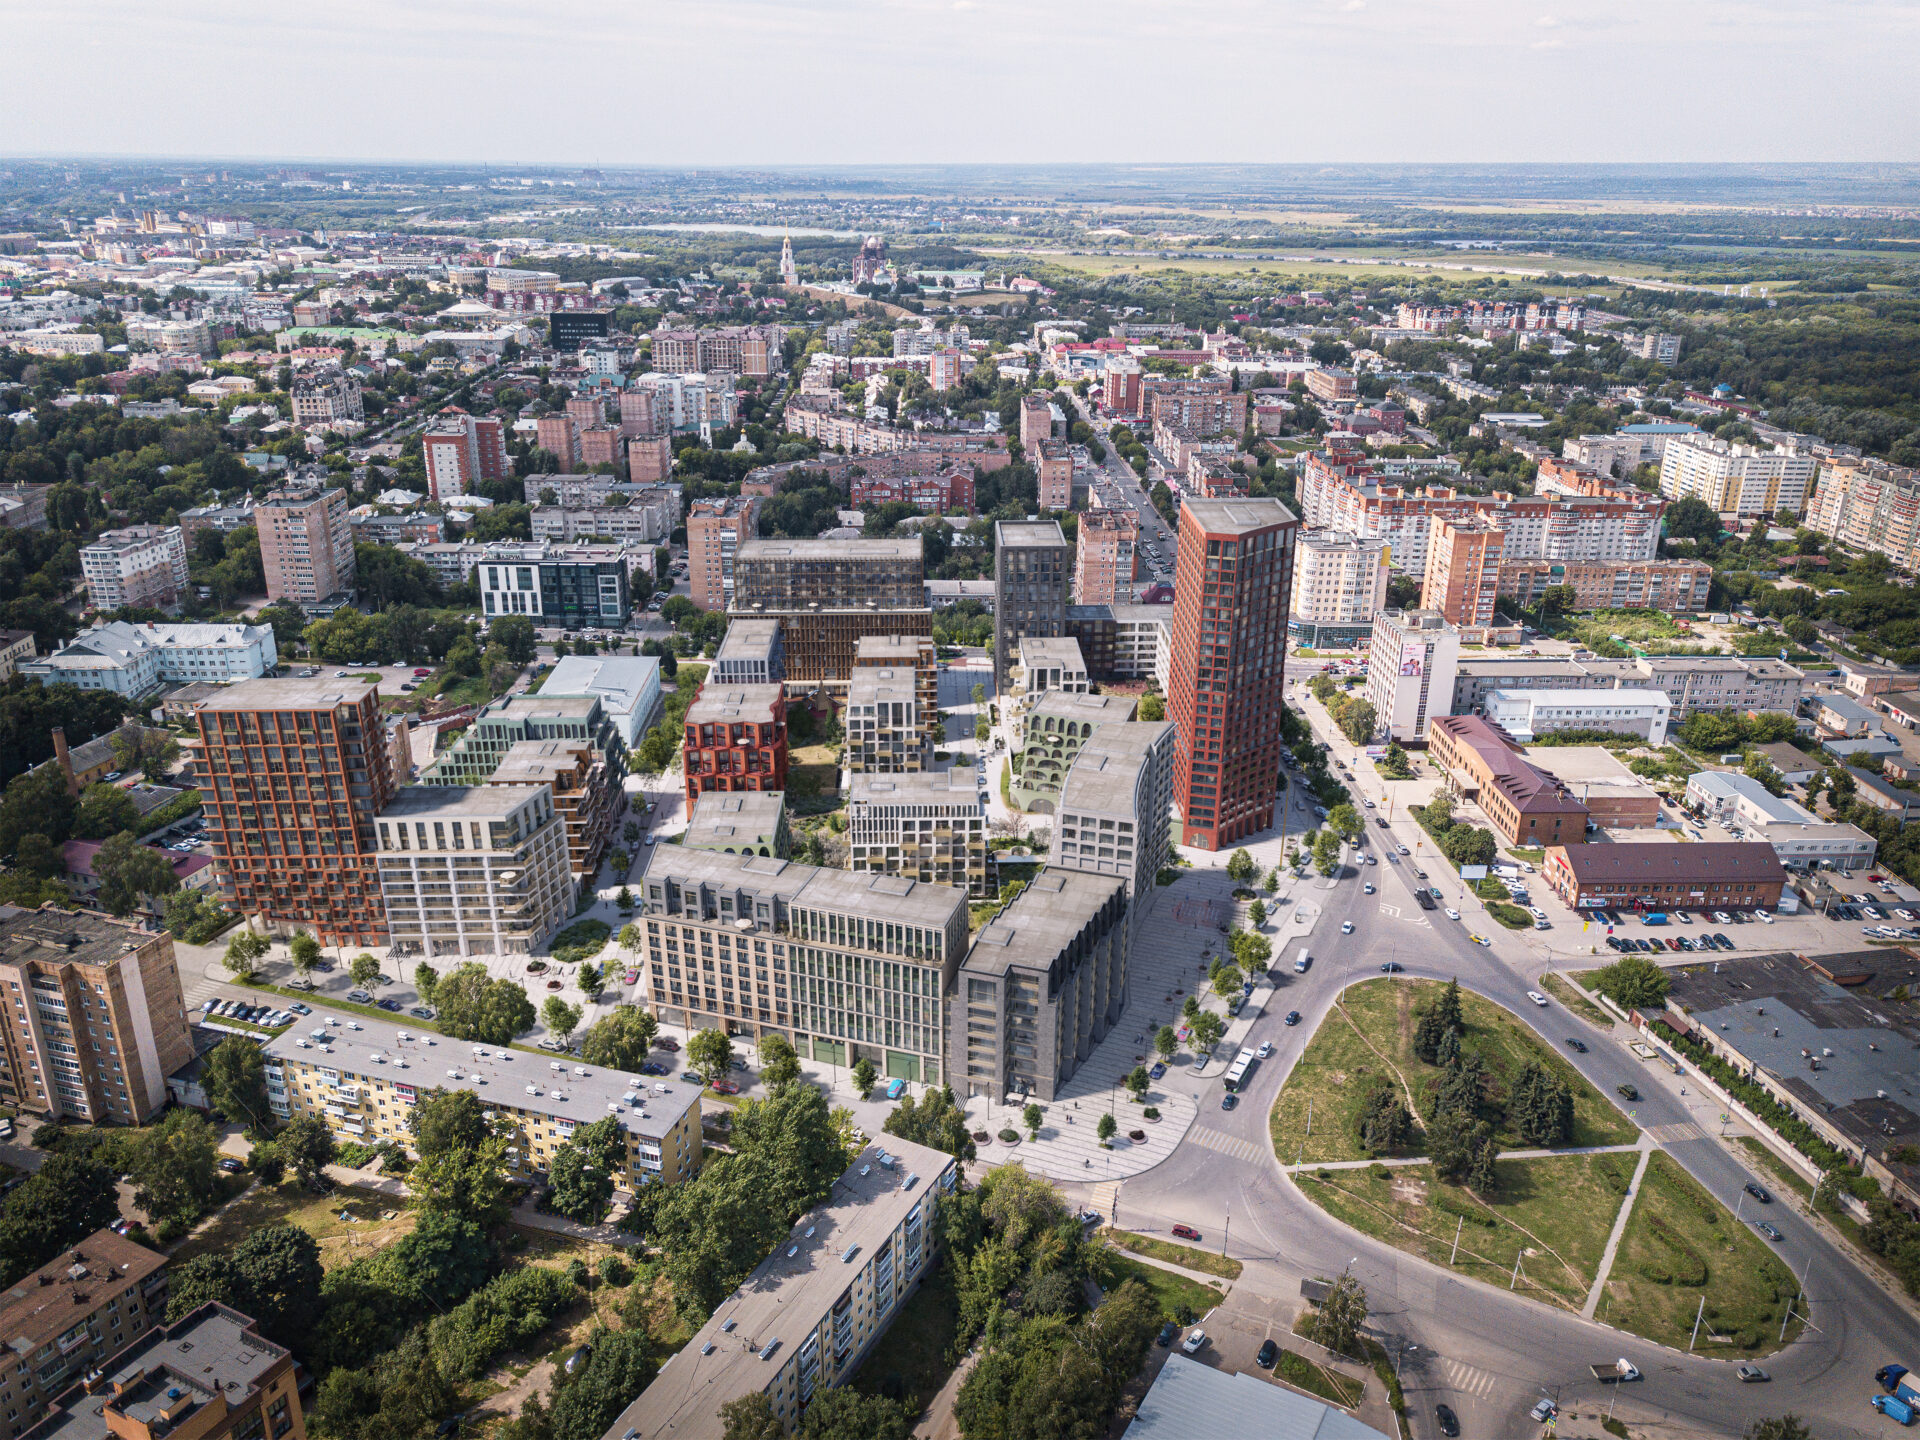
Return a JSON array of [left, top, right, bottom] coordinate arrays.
[[1582, 1134, 1655, 1319], [1281, 1140, 1644, 1175], [1437, 1356, 1501, 1399], [1188, 1127, 1265, 1164]]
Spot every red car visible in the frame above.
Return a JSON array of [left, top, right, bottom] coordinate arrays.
[[1171, 1224, 1202, 1241], [655, 1036, 680, 1051], [710, 1078, 740, 1095], [413, 668, 432, 678]]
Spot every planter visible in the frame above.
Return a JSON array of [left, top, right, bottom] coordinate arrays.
[[972, 1130, 991, 1144], [1144, 1109, 1162, 1122], [996, 1128, 1021, 1145], [1128, 1130, 1147, 1143], [526, 961, 549, 975]]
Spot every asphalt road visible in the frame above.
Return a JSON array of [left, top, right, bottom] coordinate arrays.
[[1066, 697, 1914, 1438]]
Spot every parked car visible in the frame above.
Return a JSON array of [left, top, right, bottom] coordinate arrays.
[[218, 1157, 243, 1173], [655, 1036, 680, 1051], [1156, 1321, 1179, 1348], [1617, 1083, 1640, 1101], [680, 1072, 704, 1085], [1149, 1062, 1166, 1080], [347, 989, 372, 1003], [376, 998, 402, 1012], [640, 1062, 670, 1076], [409, 1006, 436, 1020], [1171, 1224, 1202, 1241], [1257, 1338, 1278, 1368], [710, 1079, 740, 1095], [1181, 1329, 1208, 1355]]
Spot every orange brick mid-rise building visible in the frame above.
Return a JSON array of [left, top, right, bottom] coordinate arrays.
[[421, 408, 508, 501], [682, 682, 788, 807], [687, 496, 761, 611], [1020, 394, 1054, 449], [1169, 498, 1298, 850], [1036, 442, 1073, 509], [1074, 510, 1139, 605], [258, 487, 355, 610], [196, 678, 396, 946], [1427, 714, 1589, 849], [536, 413, 578, 471], [1422, 515, 1506, 628]]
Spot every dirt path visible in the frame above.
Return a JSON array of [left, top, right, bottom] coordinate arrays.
[[470, 1355, 556, 1426]]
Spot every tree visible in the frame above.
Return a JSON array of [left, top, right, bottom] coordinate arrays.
[[349, 952, 380, 989], [1336, 698, 1377, 745], [490, 614, 537, 665], [166, 1223, 323, 1348], [542, 996, 582, 1045], [1248, 898, 1266, 928], [1358, 1084, 1414, 1154], [223, 928, 268, 979], [1378, 741, 1414, 779], [1225, 848, 1256, 882], [92, 832, 178, 916], [1154, 1024, 1178, 1061], [577, 962, 605, 1001], [1413, 979, 1465, 1063], [408, 1128, 514, 1229], [1096, 1113, 1117, 1146], [125, 1108, 218, 1224], [1022, 1102, 1043, 1139], [434, 962, 536, 1044], [1191, 1010, 1224, 1054], [1590, 954, 1671, 1009], [1664, 495, 1723, 544], [1312, 828, 1342, 877], [202, 1037, 272, 1131], [720, 1394, 786, 1440], [1311, 1272, 1368, 1357], [73, 781, 139, 840], [882, 1083, 975, 1160], [111, 727, 179, 783], [797, 1389, 914, 1440], [413, 962, 440, 1006], [851, 1055, 877, 1098], [1437, 824, 1497, 870], [578, 1006, 658, 1070], [1138, 692, 1165, 722], [1509, 1062, 1573, 1147], [1211, 960, 1244, 998], [1425, 1107, 1477, 1182], [1327, 803, 1361, 840], [0, 1154, 120, 1287], [545, 1327, 659, 1440], [1124, 1067, 1149, 1103], [289, 931, 321, 978], [277, 1113, 337, 1187], [548, 1140, 614, 1224], [759, 1033, 801, 1089], [688, 1027, 733, 1084]]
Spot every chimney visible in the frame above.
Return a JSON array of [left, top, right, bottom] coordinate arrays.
[[51, 728, 78, 797]]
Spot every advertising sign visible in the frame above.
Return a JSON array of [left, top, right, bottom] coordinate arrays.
[[1399, 641, 1426, 678], [1458, 865, 1489, 880]]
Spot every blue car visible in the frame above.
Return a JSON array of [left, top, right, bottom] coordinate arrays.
[[885, 1078, 906, 1100], [1148, 1062, 1167, 1080]]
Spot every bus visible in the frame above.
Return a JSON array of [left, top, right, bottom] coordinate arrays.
[[1223, 1047, 1258, 1092]]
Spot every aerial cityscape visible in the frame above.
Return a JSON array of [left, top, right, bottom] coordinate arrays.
[[0, 8, 1918, 1440]]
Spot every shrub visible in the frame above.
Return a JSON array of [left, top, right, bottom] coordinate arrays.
[[996, 1128, 1019, 1144]]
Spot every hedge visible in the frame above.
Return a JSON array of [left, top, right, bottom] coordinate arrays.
[[142, 789, 204, 831], [1651, 1020, 1854, 1174]]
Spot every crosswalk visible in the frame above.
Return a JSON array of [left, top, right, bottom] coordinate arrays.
[[1438, 1357, 1500, 1399], [1645, 1121, 1707, 1144], [1087, 1180, 1121, 1222], [1187, 1127, 1265, 1164]]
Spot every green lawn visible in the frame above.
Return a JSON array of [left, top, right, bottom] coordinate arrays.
[[1274, 1348, 1365, 1409], [1295, 1153, 1633, 1308], [1101, 1227, 1243, 1279], [1540, 973, 1615, 1030], [1267, 978, 1638, 1166], [1593, 1153, 1806, 1355], [1104, 1253, 1225, 1324], [851, 1264, 960, 1413], [1732, 1137, 1814, 1202]]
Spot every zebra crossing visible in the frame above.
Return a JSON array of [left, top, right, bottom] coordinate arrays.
[[1645, 1121, 1707, 1144], [1187, 1127, 1264, 1164], [1437, 1357, 1500, 1399], [1086, 1180, 1121, 1222]]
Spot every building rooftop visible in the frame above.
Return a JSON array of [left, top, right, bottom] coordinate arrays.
[[490, 740, 590, 787], [683, 792, 788, 851], [1058, 722, 1175, 814], [0, 1230, 165, 1358], [966, 869, 1126, 977], [1182, 497, 1299, 533], [1688, 771, 1815, 825], [23, 1304, 287, 1440], [538, 655, 659, 713], [853, 633, 928, 663], [1848, 767, 1918, 806], [1126, 1354, 1391, 1440], [1550, 841, 1787, 886], [994, 520, 1068, 549], [603, 1140, 956, 1440], [850, 771, 980, 806], [685, 684, 783, 727], [1027, 690, 1136, 726], [79, 526, 179, 554], [0, 907, 158, 971], [735, 537, 921, 561], [645, 847, 968, 930], [716, 619, 782, 660], [1018, 636, 1086, 671], [262, 1010, 702, 1140], [1515, 745, 1650, 789], [376, 784, 535, 821], [1748, 742, 1821, 774], [192, 677, 376, 712], [1489, 686, 1670, 708], [1430, 716, 1587, 817]]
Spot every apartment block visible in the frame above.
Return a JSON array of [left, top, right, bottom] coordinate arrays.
[[0, 1229, 168, 1435], [0, 907, 194, 1125], [196, 679, 397, 946], [848, 469, 974, 514], [0, 629, 33, 682], [1074, 510, 1138, 605], [1305, 367, 1357, 403], [529, 502, 672, 547], [264, 1013, 701, 1189], [605, 1141, 955, 1440], [845, 667, 928, 773], [714, 618, 785, 686], [993, 521, 1070, 693], [1019, 394, 1054, 449], [639, 850, 968, 1082], [849, 770, 988, 896], [1168, 499, 1298, 850], [79, 525, 189, 612], [1659, 433, 1816, 517], [22, 621, 275, 699], [1421, 515, 1505, 628], [853, 632, 939, 753], [687, 496, 761, 611], [1048, 719, 1176, 957], [952, 868, 1128, 1101], [1013, 636, 1090, 716], [1035, 442, 1073, 509], [289, 364, 363, 426], [537, 653, 662, 750], [682, 683, 788, 808], [684, 791, 792, 860], [475, 544, 634, 627], [928, 347, 965, 391], [1494, 557, 1714, 612], [618, 387, 657, 437], [375, 785, 572, 959], [1011, 691, 1138, 813], [1804, 455, 1920, 572], [122, 316, 210, 355], [536, 412, 578, 471], [258, 488, 355, 610], [421, 408, 508, 501], [23, 1305, 304, 1440], [1365, 609, 1462, 743], [732, 538, 930, 686], [1287, 530, 1389, 648]]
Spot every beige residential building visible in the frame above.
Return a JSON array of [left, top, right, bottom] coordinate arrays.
[[845, 666, 929, 773], [0, 907, 194, 1126], [1805, 454, 1920, 571], [79, 525, 189, 612], [258, 487, 356, 609], [849, 770, 988, 896], [1421, 515, 1505, 628], [1074, 510, 1138, 606], [1288, 530, 1389, 646], [853, 633, 938, 753], [1659, 433, 1816, 517], [687, 496, 761, 611]]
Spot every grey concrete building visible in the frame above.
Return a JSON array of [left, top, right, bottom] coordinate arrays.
[[952, 868, 1129, 1101], [845, 665, 930, 773], [714, 617, 786, 686], [849, 770, 989, 897], [683, 791, 792, 859], [1049, 719, 1178, 957], [1010, 690, 1137, 813], [1451, 654, 1806, 721], [993, 520, 1070, 693]]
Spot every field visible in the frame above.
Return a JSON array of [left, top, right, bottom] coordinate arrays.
[[1295, 1154, 1633, 1309], [1100, 1227, 1243, 1280], [789, 742, 840, 797], [170, 1178, 418, 1268], [1267, 978, 1638, 1166], [1592, 1153, 1806, 1356], [1103, 1252, 1227, 1323]]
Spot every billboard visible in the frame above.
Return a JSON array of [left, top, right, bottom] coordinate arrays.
[[1458, 865, 1489, 880], [1399, 641, 1426, 678]]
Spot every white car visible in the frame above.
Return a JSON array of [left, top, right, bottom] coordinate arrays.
[[1182, 1329, 1208, 1355], [1396, 844, 1410, 856], [1527, 990, 1549, 1007], [1362, 799, 1375, 809], [1527, 907, 1548, 921], [1256, 1042, 1273, 1059], [1341, 921, 1354, 934], [1445, 907, 1460, 920], [1863, 906, 1884, 919], [1756, 910, 1774, 924], [1897, 909, 1916, 922], [1712, 911, 1733, 924]]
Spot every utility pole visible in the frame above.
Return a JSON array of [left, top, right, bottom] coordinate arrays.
[[1510, 1252, 1522, 1291], [1689, 1293, 1705, 1351], [1449, 1215, 1463, 1265], [1223, 1202, 1231, 1259]]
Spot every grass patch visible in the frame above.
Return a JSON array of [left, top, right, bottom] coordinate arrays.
[[1732, 1137, 1814, 1202], [1594, 1152, 1805, 1355], [1103, 1252, 1225, 1322], [1540, 973, 1615, 1030], [850, 1264, 960, 1413], [1505, 847, 1546, 863], [1487, 902, 1533, 930], [1268, 978, 1638, 1165], [1275, 1348, 1365, 1408], [1100, 1227, 1243, 1280], [170, 1178, 417, 1268], [1295, 1154, 1630, 1308]]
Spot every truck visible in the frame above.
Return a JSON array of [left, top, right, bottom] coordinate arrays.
[[1877, 1365, 1920, 1404], [1874, 1394, 1916, 1426], [1589, 1359, 1642, 1384], [1295, 948, 1312, 974]]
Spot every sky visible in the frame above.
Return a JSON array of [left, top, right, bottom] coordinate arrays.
[[4, 0, 1918, 166]]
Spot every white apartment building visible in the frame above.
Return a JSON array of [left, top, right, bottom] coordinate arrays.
[[1289, 530, 1389, 646], [1684, 771, 1876, 872], [529, 503, 673, 546], [632, 372, 737, 431], [80, 525, 190, 612], [1562, 434, 1642, 477], [1659, 433, 1816, 517], [375, 784, 574, 958], [845, 666, 929, 773], [20, 621, 278, 698], [849, 770, 988, 896], [1804, 455, 1920, 571], [289, 365, 364, 426], [1048, 719, 1177, 956], [11, 327, 105, 356], [1365, 609, 1462, 742], [123, 316, 211, 355], [1483, 687, 1671, 745]]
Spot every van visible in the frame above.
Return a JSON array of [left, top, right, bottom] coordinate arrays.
[[1642, 913, 1669, 926], [1294, 949, 1311, 974]]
